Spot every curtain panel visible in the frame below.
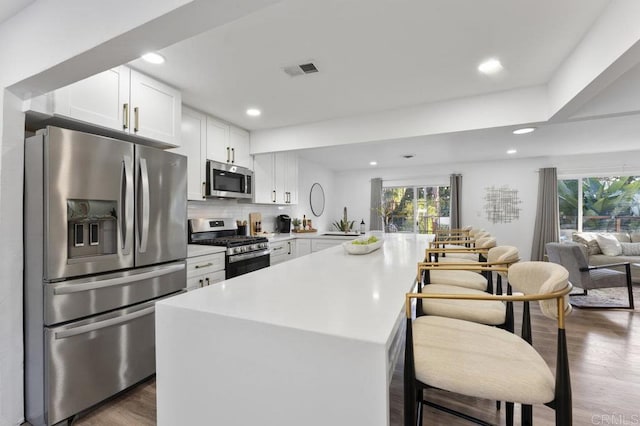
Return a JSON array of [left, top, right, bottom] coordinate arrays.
[[450, 174, 462, 230], [370, 178, 383, 231], [531, 167, 560, 261]]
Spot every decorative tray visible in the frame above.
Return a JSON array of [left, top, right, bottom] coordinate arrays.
[[342, 238, 384, 255], [292, 229, 318, 233]]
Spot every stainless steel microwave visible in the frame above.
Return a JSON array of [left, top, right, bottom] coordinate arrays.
[[206, 159, 253, 199]]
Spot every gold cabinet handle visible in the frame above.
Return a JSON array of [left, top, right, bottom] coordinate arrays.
[[123, 103, 129, 130], [205, 277, 210, 286], [231, 147, 235, 163], [202, 182, 206, 199], [272, 190, 276, 203], [198, 279, 204, 288], [226, 147, 230, 163], [134, 107, 139, 132], [195, 262, 214, 269]]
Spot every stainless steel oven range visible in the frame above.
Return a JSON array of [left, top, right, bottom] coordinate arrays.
[[188, 218, 270, 278]]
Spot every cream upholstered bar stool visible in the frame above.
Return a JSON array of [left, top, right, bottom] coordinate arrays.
[[404, 261, 573, 426], [423, 243, 514, 294], [418, 246, 520, 335], [428, 237, 497, 263], [417, 263, 513, 333]]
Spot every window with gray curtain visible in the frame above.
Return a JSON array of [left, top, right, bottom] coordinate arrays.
[[370, 178, 383, 231], [531, 167, 559, 261], [450, 174, 462, 229]]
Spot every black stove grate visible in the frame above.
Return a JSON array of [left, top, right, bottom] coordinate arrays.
[[190, 235, 269, 248]]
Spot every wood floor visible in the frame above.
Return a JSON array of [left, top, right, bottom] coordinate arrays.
[[53, 299, 640, 425]]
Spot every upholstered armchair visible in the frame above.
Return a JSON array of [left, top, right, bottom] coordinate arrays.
[[545, 242, 634, 309]]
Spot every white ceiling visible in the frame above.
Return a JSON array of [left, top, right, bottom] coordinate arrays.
[[0, 0, 33, 24], [16, 0, 640, 172], [130, 0, 610, 131]]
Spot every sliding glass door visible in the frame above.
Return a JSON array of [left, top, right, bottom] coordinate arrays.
[[381, 185, 450, 234]]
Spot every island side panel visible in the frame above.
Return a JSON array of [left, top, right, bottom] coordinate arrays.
[[156, 303, 390, 426]]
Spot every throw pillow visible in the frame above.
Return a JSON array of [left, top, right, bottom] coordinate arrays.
[[572, 232, 602, 255], [596, 233, 622, 256], [621, 242, 640, 256]]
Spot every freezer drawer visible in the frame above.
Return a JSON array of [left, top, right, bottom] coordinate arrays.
[[44, 261, 185, 325], [43, 293, 180, 425]]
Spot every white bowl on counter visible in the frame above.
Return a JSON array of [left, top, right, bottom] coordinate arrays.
[[342, 237, 384, 255]]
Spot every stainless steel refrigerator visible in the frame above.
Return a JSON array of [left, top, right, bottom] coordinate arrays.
[[24, 126, 187, 426]]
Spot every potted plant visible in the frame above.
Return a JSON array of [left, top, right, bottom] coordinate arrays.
[[333, 207, 354, 232], [292, 218, 302, 231]]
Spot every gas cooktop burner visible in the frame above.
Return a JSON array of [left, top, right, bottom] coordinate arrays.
[[191, 235, 269, 248]]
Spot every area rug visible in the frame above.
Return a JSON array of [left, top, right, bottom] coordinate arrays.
[[569, 283, 640, 309]]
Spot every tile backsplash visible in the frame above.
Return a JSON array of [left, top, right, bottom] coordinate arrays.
[[188, 200, 293, 233]]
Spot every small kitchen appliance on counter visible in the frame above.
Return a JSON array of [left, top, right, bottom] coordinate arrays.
[[276, 214, 291, 233], [189, 218, 270, 278]]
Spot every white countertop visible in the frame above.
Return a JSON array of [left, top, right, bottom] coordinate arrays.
[[162, 233, 429, 344], [186, 244, 226, 257]]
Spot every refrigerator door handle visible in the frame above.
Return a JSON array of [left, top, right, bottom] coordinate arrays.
[[138, 158, 150, 253], [52, 263, 185, 295], [120, 156, 134, 255], [54, 306, 155, 339]]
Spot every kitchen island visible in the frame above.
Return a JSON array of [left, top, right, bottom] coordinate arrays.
[[155, 233, 430, 426]]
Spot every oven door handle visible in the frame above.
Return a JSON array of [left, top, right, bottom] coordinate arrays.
[[227, 249, 270, 263]]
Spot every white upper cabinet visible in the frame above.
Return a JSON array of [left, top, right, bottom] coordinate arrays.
[[53, 67, 129, 131], [170, 106, 206, 200], [280, 151, 298, 205], [39, 66, 181, 147], [129, 69, 181, 146], [253, 152, 298, 204], [253, 153, 276, 203], [206, 117, 251, 169], [229, 125, 251, 169]]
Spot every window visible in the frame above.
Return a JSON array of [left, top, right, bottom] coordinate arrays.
[[558, 176, 640, 238], [380, 185, 450, 233]]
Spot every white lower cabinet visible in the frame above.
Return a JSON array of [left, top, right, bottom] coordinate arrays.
[[295, 239, 312, 257], [186, 252, 225, 291], [311, 239, 344, 252], [294, 238, 354, 257], [270, 239, 296, 265]]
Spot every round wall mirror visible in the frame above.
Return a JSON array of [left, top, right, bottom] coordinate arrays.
[[310, 183, 325, 217]]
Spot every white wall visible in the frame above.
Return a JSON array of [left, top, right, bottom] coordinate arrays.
[[290, 158, 335, 232], [0, 90, 25, 426]]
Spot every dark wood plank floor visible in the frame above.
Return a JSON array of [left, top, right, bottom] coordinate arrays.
[[47, 301, 640, 426]]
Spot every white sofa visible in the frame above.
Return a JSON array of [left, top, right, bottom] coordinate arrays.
[[572, 231, 640, 283]]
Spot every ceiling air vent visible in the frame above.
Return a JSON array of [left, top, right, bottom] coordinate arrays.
[[283, 61, 319, 77], [299, 62, 318, 74]]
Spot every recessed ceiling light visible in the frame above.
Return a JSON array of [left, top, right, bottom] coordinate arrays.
[[246, 108, 261, 117], [141, 52, 165, 64], [512, 127, 536, 135], [369, 161, 377, 166], [507, 149, 517, 155], [478, 58, 503, 75]]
